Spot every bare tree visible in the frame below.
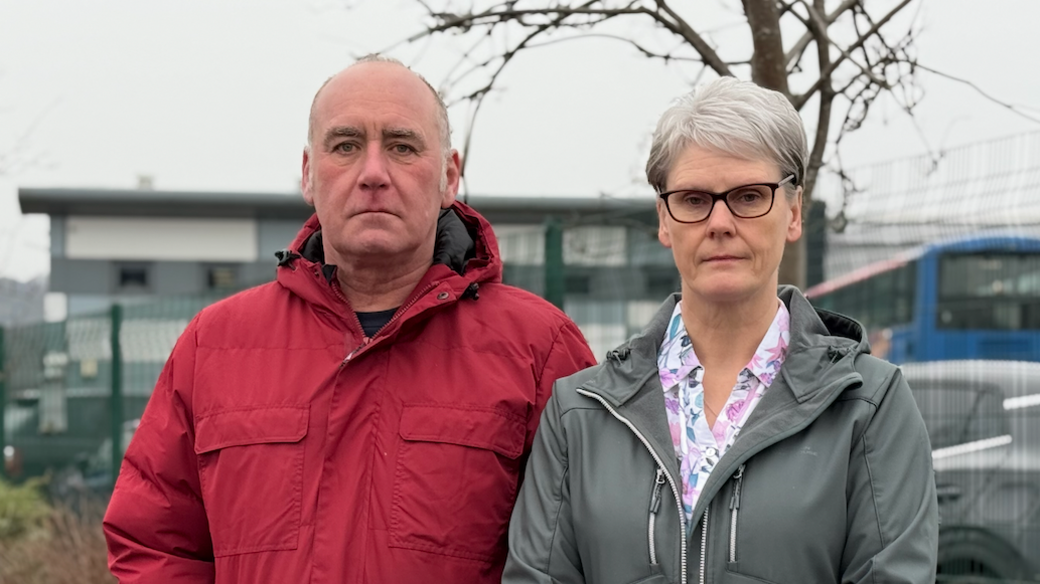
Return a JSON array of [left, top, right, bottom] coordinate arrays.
[[400, 0, 930, 287]]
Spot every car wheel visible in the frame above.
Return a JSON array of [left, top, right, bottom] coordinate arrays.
[[937, 529, 1029, 584]]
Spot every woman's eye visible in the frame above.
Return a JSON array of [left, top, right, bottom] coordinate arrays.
[[681, 194, 710, 206]]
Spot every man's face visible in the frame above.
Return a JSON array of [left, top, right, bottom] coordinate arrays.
[[301, 62, 460, 268]]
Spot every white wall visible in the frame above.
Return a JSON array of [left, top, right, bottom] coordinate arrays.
[[65, 216, 257, 262]]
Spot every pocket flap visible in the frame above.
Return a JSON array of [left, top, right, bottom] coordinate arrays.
[[195, 406, 309, 454], [399, 404, 526, 459]]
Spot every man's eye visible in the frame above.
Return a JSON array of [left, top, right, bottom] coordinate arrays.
[[393, 144, 416, 154], [334, 143, 357, 153]]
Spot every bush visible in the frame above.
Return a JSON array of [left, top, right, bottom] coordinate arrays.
[[0, 478, 50, 542], [0, 481, 114, 584]]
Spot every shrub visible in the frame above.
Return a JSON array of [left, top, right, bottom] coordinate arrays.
[[0, 481, 114, 584], [0, 478, 50, 542]]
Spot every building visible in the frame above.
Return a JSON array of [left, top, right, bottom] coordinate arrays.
[[19, 187, 674, 358]]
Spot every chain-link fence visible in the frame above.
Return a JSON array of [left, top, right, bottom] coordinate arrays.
[[2, 132, 1039, 582]]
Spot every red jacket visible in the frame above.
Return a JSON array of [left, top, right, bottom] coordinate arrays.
[[103, 203, 596, 583]]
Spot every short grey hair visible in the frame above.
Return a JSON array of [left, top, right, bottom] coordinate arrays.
[[307, 54, 452, 155], [645, 77, 807, 199]]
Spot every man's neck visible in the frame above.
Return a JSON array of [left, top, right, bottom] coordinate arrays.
[[334, 255, 433, 312]]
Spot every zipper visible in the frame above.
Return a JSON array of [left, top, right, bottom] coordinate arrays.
[[576, 388, 688, 584], [729, 463, 745, 563], [338, 280, 442, 365], [699, 508, 709, 584], [648, 467, 666, 565], [327, 275, 368, 363]]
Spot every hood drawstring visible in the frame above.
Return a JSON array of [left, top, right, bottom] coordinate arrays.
[[275, 250, 301, 269], [606, 346, 631, 364], [461, 282, 480, 301], [826, 347, 847, 363]]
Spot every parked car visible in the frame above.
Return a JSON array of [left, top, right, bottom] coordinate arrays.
[[902, 360, 1040, 583]]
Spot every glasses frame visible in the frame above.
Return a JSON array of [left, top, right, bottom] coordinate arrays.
[[658, 174, 796, 224]]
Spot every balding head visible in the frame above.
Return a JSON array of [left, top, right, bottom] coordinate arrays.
[[307, 55, 452, 156]]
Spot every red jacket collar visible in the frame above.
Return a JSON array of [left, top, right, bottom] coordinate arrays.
[[275, 201, 504, 316]]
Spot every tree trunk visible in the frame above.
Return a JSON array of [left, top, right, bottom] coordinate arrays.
[[744, 0, 804, 288], [743, 0, 790, 95]]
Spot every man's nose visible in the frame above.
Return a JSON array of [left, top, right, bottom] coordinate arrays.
[[357, 145, 390, 190]]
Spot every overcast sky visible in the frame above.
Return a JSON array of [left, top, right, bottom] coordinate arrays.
[[1, 0, 1038, 282]]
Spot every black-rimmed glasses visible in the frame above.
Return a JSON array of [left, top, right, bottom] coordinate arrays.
[[658, 174, 796, 224]]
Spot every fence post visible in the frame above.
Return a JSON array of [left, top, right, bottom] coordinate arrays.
[[544, 218, 565, 310], [110, 304, 124, 486], [0, 327, 6, 481]]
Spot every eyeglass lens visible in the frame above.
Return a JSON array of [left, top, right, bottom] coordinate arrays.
[[669, 185, 773, 222]]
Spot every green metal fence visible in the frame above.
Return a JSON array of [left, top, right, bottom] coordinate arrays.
[[1, 292, 230, 485]]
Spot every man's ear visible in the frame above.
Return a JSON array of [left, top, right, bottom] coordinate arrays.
[[440, 149, 461, 208], [301, 148, 315, 206]]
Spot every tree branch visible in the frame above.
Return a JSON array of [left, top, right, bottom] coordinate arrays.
[[801, 1, 888, 89], [792, 0, 912, 110], [914, 63, 1040, 125], [653, 0, 734, 77], [412, 6, 652, 41], [803, 0, 834, 202], [524, 32, 704, 63], [785, 0, 860, 72]]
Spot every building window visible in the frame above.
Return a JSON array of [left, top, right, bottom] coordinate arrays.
[[116, 263, 151, 292], [646, 269, 681, 297], [206, 266, 238, 291], [565, 274, 591, 295]]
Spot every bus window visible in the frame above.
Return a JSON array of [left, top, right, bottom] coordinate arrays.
[[811, 262, 916, 330], [938, 253, 1040, 330]]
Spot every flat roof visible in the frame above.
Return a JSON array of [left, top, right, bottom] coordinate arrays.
[[18, 187, 657, 225]]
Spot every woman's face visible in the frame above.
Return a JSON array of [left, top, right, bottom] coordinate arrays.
[[657, 144, 802, 306]]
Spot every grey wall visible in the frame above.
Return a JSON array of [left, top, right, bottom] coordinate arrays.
[[50, 258, 111, 294], [153, 262, 202, 295], [259, 219, 305, 261]]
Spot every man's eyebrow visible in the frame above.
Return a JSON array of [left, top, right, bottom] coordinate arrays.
[[383, 128, 426, 148], [323, 126, 364, 149]]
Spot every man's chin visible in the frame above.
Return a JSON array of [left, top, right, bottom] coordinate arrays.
[[340, 231, 412, 258]]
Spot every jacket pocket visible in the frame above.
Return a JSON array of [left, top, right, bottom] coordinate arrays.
[[194, 405, 308, 557], [389, 403, 526, 563]]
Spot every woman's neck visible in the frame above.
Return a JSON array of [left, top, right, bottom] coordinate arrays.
[[679, 287, 780, 372]]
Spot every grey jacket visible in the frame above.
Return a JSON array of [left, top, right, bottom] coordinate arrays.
[[504, 287, 938, 584]]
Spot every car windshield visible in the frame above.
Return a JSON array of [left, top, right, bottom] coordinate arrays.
[[908, 382, 1010, 451]]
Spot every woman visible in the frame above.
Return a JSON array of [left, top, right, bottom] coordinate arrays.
[[503, 78, 938, 584]]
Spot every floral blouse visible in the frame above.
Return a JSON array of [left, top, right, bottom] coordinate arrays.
[[657, 300, 790, 522]]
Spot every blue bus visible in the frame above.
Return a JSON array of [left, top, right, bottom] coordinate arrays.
[[804, 234, 1040, 364]]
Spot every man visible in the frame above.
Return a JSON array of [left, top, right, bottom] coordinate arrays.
[[103, 55, 595, 583]]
